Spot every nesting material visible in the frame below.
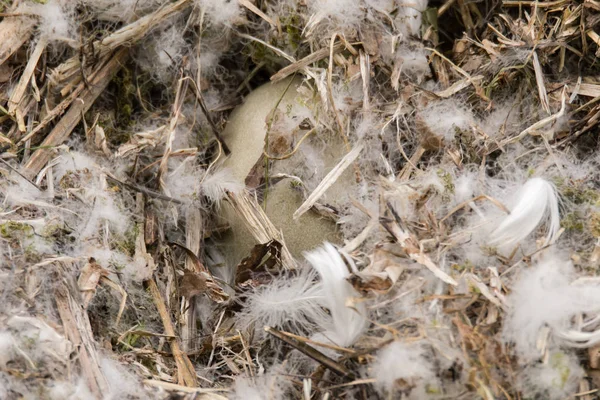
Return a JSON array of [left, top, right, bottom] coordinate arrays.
[[488, 177, 561, 248], [3, 0, 600, 398]]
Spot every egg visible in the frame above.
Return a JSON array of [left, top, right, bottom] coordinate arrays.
[[216, 77, 354, 267]]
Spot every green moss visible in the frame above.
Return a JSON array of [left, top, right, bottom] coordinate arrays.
[[281, 14, 303, 50], [452, 260, 473, 272], [113, 68, 136, 128], [453, 128, 481, 164], [119, 224, 139, 257], [120, 327, 143, 351], [98, 65, 160, 147], [469, 284, 481, 294], [564, 186, 599, 205], [41, 223, 61, 238], [555, 178, 600, 206], [561, 212, 584, 232], [549, 352, 571, 389], [425, 384, 441, 394], [24, 245, 43, 263], [244, 39, 288, 73], [59, 170, 84, 190], [437, 169, 455, 195], [421, 7, 439, 36], [0, 221, 34, 240], [589, 213, 600, 238]]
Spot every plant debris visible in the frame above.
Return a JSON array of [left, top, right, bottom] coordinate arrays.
[[2, 0, 600, 399]]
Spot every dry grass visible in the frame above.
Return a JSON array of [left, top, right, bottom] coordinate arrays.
[[2, 0, 600, 399]]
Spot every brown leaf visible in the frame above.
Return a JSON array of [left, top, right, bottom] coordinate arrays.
[[235, 240, 282, 289], [348, 273, 392, 295], [244, 154, 266, 189], [171, 242, 230, 303], [359, 28, 382, 56], [77, 258, 109, 308], [179, 269, 207, 299]]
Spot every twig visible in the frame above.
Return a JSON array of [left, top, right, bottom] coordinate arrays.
[[0, 158, 42, 191], [185, 75, 231, 154], [55, 282, 109, 398], [265, 326, 356, 379], [21, 48, 129, 180], [294, 143, 363, 220], [270, 43, 344, 82], [104, 172, 184, 204], [263, 128, 316, 160], [145, 278, 198, 387], [237, 32, 295, 63]]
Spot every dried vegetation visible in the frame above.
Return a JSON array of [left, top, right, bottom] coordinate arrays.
[[2, 0, 600, 399]]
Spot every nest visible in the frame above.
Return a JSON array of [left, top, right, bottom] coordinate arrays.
[[2, 0, 600, 399]]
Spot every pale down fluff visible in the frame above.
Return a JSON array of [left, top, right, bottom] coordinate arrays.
[[237, 269, 326, 334], [519, 351, 584, 400], [503, 254, 600, 359], [488, 178, 560, 248], [304, 243, 367, 347], [240, 243, 367, 347], [371, 341, 438, 398]]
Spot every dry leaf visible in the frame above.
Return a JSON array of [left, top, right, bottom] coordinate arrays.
[[179, 269, 208, 299], [171, 242, 230, 303], [236, 240, 282, 289], [77, 258, 109, 308]]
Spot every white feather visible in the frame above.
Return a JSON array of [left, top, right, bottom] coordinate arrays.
[[200, 168, 244, 205], [304, 242, 367, 347], [503, 255, 600, 359], [488, 178, 560, 247], [237, 269, 326, 334]]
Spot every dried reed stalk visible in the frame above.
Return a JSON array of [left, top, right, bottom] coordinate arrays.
[[21, 48, 128, 180]]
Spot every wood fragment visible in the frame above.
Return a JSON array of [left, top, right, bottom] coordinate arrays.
[[55, 282, 109, 398], [265, 326, 356, 379], [0, 14, 35, 66], [532, 51, 551, 115], [8, 38, 46, 116], [21, 48, 129, 180], [181, 207, 202, 352], [380, 203, 458, 286], [239, 0, 276, 28], [145, 278, 198, 387], [16, 80, 88, 145], [77, 258, 109, 308], [143, 380, 228, 396], [98, 0, 193, 58], [294, 143, 363, 220], [271, 43, 344, 82]]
